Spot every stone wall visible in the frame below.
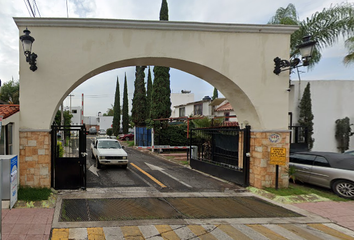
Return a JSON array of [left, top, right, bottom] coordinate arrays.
[[249, 130, 290, 189], [19, 131, 51, 187]]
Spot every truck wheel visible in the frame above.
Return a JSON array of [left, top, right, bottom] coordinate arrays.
[[122, 164, 128, 169], [96, 158, 101, 169]]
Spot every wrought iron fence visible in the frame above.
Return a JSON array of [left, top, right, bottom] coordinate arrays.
[[190, 127, 240, 169]]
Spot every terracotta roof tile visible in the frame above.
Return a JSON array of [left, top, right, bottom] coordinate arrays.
[[0, 104, 20, 119], [215, 102, 233, 112]]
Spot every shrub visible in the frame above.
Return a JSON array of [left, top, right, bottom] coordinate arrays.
[[106, 128, 113, 136]]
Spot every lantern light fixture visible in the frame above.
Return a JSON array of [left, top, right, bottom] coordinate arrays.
[[20, 28, 37, 72], [273, 35, 317, 75]]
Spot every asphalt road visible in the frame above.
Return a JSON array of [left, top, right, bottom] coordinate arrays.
[[85, 136, 242, 192]]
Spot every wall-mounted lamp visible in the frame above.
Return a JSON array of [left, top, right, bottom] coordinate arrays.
[[20, 28, 37, 72], [273, 35, 317, 75]]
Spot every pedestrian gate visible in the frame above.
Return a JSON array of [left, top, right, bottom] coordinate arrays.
[[190, 126, 251, 187], [51, 124, 87, 190]]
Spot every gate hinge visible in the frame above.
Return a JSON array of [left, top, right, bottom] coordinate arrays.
[[246, 153, 251, 157], [81, 152, 88, 157]]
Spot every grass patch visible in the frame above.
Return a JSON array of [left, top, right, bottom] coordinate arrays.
[[128, 140, 134, 147], [264, 183, 350, 202], [181, 160, 189, 165], [18, 187, 52, 201]]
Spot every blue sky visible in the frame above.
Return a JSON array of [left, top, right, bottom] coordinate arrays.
[[0, 0, 353, 116]]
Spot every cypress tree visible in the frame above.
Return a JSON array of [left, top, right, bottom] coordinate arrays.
[[212, 87, 218, 100], [151, 0, 171, 121], [160, 0, 169, 21], [146, 67, 153, 119], [112, 77, 121, 136], [132, 66, 147, 126], [298, 82, 314, 149], [122, 74, 129, 134]]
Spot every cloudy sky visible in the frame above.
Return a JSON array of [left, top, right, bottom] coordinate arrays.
[[1, 0, 353, 116]]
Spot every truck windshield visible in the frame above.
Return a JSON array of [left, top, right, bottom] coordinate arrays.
[[97, 141, 121, 149]]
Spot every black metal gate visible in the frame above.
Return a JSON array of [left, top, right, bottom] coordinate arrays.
[[51, 124, 87, 190], [190, 126, 251, 187]]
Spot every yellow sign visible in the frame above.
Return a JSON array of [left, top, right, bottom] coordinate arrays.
[[269, 147, 287, 165]]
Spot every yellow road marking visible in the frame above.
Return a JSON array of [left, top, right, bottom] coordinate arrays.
[[279, 224, 322, 240], [188, 225, 218, 240], [121, 226, 145, 240], [247, 224, 287, 240], [51, 228, 69, 240], [130, 162, 166, 188], [308, 224, 354, 240], [87, 227, 106, 240], [217, 224, 251, 240], [155, 225, 181, 239]]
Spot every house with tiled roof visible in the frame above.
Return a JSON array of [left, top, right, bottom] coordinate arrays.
[[210, 98, 238, 124], [0, 104, 20, 155]]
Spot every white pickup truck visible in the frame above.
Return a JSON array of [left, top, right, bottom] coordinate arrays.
[[90, 138, 128, 169]]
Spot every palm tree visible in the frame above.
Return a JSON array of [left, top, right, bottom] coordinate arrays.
[[344, 37, 354, 65], [269, 3, 354, 68]]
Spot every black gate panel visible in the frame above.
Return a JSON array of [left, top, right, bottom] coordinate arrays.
[[190, 126, 250, 187], [51, 124, 87, 190]]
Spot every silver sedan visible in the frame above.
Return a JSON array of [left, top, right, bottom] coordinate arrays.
[[289, 152, 354, 199]]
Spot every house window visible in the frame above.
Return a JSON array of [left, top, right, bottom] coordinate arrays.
[[194, 104, 203, 115], [72, 110, 77, 114], [224, 112, 230, 121], [179, 107, 185, 117]]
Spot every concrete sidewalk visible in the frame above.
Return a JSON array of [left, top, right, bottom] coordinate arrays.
[[293, 201, 354, 231], [2, 208, 54, 240]]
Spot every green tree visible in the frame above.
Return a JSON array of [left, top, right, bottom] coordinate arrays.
[[113, 77, 121, 136], [54, 110, 73, 139], [103, 106, 114, 116], [54, 110, 73, 126], [0, 79, 19, 104], [146, 67, 153, 119], [335, 117, 353, 153], [212, 87, 218, 100], [122, 74, 129, 133], [298, 82, 314, 149], [160, 0, 168, 21], [269, 3, 354, 68], [132, 66, 147, 127], [151, 0, 171, 122]]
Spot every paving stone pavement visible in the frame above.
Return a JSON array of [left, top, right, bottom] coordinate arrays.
[[51, 223, 354, 239]]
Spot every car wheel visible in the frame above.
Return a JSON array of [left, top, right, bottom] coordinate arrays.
[[125, 137, 130, 141], [332, 180, 354, 199], [96, 157, 101, 169], [91, 151, 94, 159], [122, 164, 128, 169]]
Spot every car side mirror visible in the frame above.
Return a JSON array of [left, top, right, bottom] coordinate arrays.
[[122, 146, 125, 149]]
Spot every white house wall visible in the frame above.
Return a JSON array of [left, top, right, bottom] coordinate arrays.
[[171, 93, 194, 118], [290, 80, 354, 152]]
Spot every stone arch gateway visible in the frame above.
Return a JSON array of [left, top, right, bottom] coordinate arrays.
[[15, 18, 297, 189]]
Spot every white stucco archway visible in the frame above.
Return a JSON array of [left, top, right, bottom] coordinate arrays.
[[15, 18, 297, 131], [15, 18, 297, 189]]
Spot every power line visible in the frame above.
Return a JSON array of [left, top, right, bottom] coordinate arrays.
[[33, 0, 41, 17], [26, 0, 36, 17]]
